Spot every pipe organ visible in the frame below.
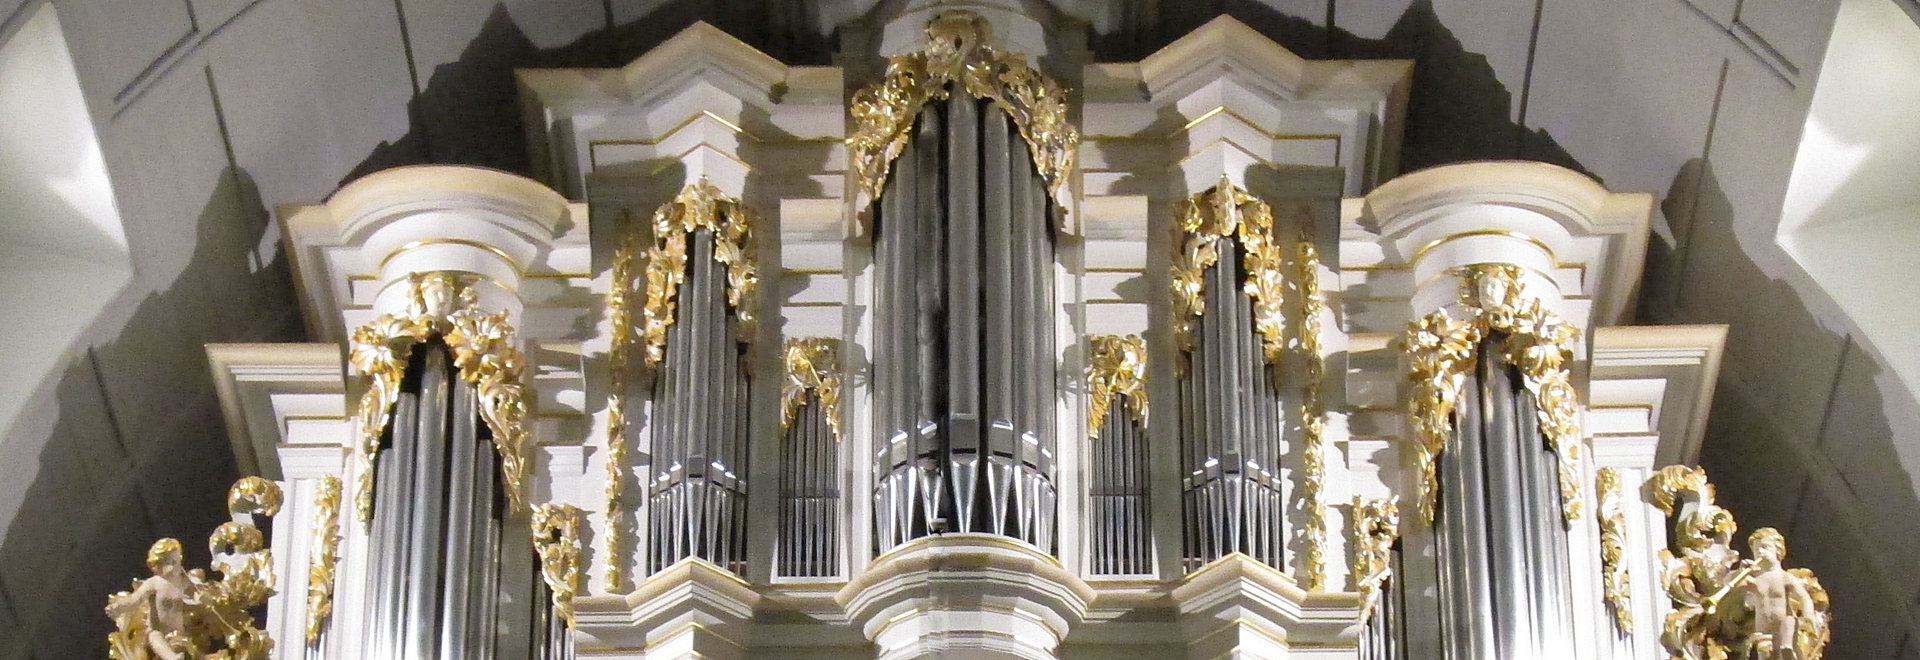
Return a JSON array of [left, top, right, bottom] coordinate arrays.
[[117, 2, 1831, 659]]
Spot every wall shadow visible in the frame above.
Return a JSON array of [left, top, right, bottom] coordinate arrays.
[[1090, 0, 1588, 177], [343, 0, 832, 184], [0, 167, 302, 659], [1646, 158, 1920, 657]]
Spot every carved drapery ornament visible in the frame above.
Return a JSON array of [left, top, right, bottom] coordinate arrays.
[[1351, 496, 1401, 625], [638, 180, 759, 367], [1295, 237, 1329, 590], [348, 271, 533, 524], [1650, 466, 1830, 660], [531, 503, 586, 629], [1170, 181, 1290, 365], [847, 9, 1078, 210], [1086, 334, 1148, 438], [780, 337, 844, 440], [1597, 466, 1633, 637], [603, 222, 643, 592], [304, 476, 343, 645], [1402, 263, 1584, 524], [107, 477, 283, 660]]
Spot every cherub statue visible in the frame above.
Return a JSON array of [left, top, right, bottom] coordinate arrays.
[[1727, 528, 1830, 660], [106, 538, 197, 660], [105, 477, 282, 660], [1652, 466, 1831, 660]]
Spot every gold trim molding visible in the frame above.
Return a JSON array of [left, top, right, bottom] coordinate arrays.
[[1296, 237, 1329, 590], [639, 180, 759, 366], [603, 221, 643, 592], [1171, 181, 1289, 365], [348, 271, 534, 524], [304, 476, 344, 646], [532, 503, 586, 629], [1086, 334, 1148, 438], [847, 10, 1078, 209], [107, 478, 282, 660], [1350, 496, 1400, 626], [1402, 263, 1583, 524], [1596, 466, 1632, 637], [1650, 465, 1830, 660], [780, 337, 844, 440]]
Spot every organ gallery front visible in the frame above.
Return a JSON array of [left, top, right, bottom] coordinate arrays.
[[111, 2, 1831, 658]]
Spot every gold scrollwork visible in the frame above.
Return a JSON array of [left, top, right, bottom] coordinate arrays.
[[348, 271, 534, 524], [1402, 263, 1584, 524], [305, 476, 344, 645], [1596, 466, 1633, 637], [107, 477, 283, 660], [1086, 334, 1148, 438], [638, 180, 759, 367], [1351, 496, 1401, 625], [1650, 465, 1830, 660], [603, 221, 643, 592], [780, 337, 844, 441], [531, 503, 586, 629], [1295, 237, 1329, 590], [1170, 180, 1289, 365], [847, 10, 1078, 209]]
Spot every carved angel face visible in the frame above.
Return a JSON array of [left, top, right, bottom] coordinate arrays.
[[1749, 527, 1787, 564], [147, 538, 184, 574]]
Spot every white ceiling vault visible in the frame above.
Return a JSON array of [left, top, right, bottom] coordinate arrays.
[[0, 0, 1914, 657]]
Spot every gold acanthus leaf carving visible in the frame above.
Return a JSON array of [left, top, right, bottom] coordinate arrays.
[[348, 271, 534, 524], [602, 222, 643, 592], [1650, 465, 1830, 660], [780, 337, 844, 441], [304, 476, 344, 645], [1170, 180, 1289, 365], [847, 9, 1078, 210], [1295, 236, 1330, 591], [107, 477, 282, 660], [531, 503, 586, 629], [1351, 496, 1401, 626], [638, 180, 759, 367], [1402, 263, 1584, 524], [1596, 466, 1633, 637], [1087, 334, 1149, 438]]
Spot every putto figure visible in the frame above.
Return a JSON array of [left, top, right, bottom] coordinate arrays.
[[105, 477, 282, 660], [1731, 529, 1830, 660], [106, 539, 195, 660], [1651, 465, 1830, 660]]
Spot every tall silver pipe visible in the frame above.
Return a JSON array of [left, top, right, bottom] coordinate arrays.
[[438, 377, 478, 657]]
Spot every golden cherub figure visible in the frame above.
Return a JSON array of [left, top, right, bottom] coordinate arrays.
[[105, 477, 281, 660], [106, 539, 197, 660]]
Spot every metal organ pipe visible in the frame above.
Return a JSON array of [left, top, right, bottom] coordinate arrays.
[[356, 343, 515, 659], [646, 228, 753, 576], [870, 95, 1059, 554]]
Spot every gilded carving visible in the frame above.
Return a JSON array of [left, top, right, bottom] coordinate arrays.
[[107, 477, 282, 660], [1650, 465, 1830, 660], [1351, 496, 1401, 625], [1597, 466, 1633, 637], [638, 180, 759, 367], [1402, 263, 1584, 524], [1295, 237, 1329, 590], [603, 222, 643, 592], [1086, 334, 1148, 438], [847, 10, 1077, 209], [304, 476, 343, 645], [531, 503, 586, 629], [348, 271, 534, 524], [1170, 181, 1289, 365], [780, 337, 844, 440]]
